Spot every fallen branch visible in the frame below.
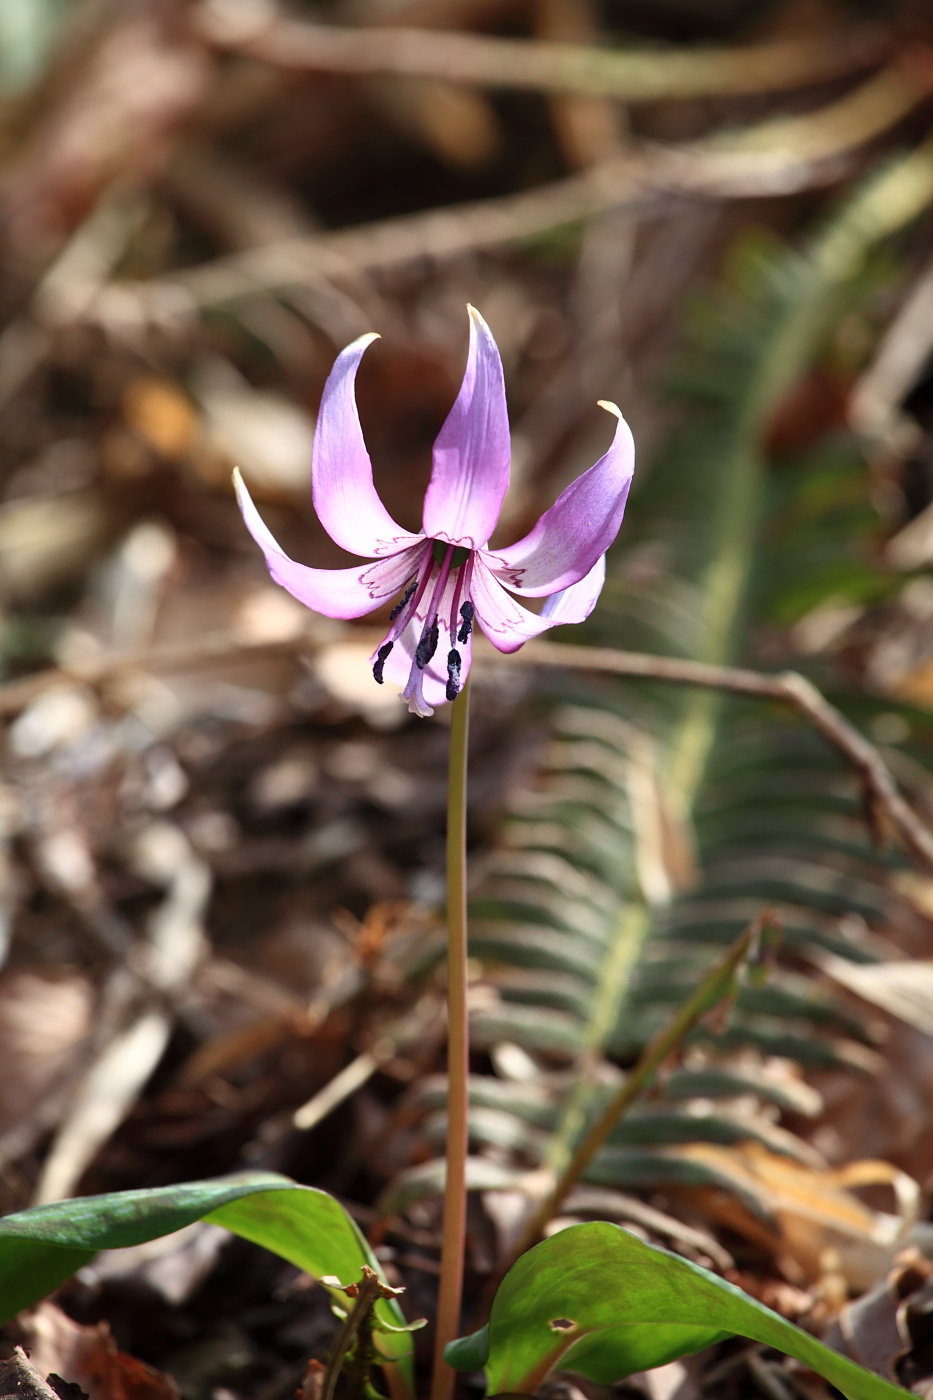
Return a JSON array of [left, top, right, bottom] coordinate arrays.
[[516, 639, 933, 872], [192, 4, 884, 103], [4, 626, 931, 870], [76, 71, 931, 320]]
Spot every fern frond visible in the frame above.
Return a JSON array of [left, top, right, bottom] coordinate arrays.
[[401, 154, 933, 1232]]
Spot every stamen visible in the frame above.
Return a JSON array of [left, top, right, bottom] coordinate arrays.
[[388, 580, 417, 622], [387, 552, 434, 645], [448, 554, 467, 644], [415, 615, 440, 669], [457, 601, 474, 644], [446, 649, 461, 701], [401, 543, 457, 716], [372, 641, 393, 684]]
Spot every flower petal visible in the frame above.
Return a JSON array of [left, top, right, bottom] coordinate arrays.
[[235, 469, 424, 619], [422, 306, 510, 551], [312, 332, 422, 558], [541, 553, 606, 622], [484, 401, 633, 596], [470, 554, 606, 653]]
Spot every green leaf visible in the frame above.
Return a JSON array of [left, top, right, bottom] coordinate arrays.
[[446, 1222, 908, 1398], [0, 1173, 412, 1380]]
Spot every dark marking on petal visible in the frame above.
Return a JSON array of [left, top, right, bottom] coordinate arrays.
[[446, 649, 461, 701], [457, 601, 474, 643], [372, 641, 393, 684], [388, 580, 417, 621], [415, 615, 440, 669]]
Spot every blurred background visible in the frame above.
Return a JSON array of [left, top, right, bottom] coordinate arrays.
[[4, 1, 933, 1395]]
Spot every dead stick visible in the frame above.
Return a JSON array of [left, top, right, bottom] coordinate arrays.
[[192, 10, 882, 102], [512, 640, 933, 873], [79, 77, 933, 320], [4, 630, 931, 869]]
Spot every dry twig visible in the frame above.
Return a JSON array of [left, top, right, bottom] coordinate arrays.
[[0, 1349, 62, 1400], [75, 68, 930, 322], [193, 5, 884, 102], [3, 627, 931, 869], [517, 639, 933, 873]]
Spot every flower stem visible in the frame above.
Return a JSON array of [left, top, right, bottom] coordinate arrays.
[[430, 675, 471, 1400]]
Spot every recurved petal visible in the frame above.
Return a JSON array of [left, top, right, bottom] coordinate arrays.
[[484, 402, 633, 596], [470, 554, 606, 654], [540, 553, 606, 622], [422, 306, 510, 551], [235, 469, 424, 619], [312, 332, 422, 558]]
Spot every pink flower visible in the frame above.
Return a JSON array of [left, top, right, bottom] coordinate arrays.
[[234, 307, 634, 717]]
